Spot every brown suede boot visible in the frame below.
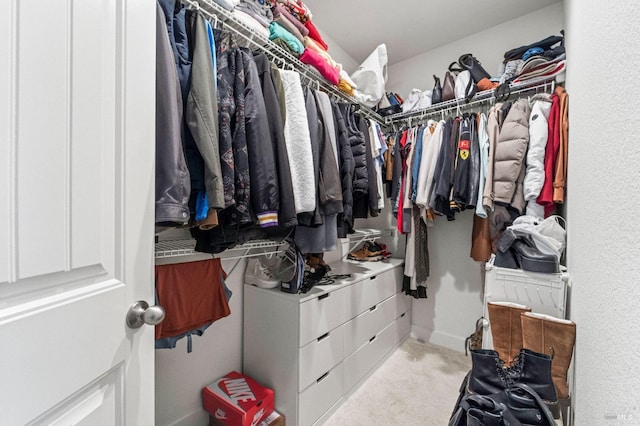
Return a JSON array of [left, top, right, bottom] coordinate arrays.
[[521, 312, 576, 400], [487, 302, 531, 366]]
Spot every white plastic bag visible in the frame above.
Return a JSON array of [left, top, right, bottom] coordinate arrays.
[[510, 215, 566, 260], [350, 44, 388, 108]]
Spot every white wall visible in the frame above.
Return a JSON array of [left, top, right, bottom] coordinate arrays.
[[387, 3, 565, 99], [319, 30, 359, 75], [564, 1, 640, 423], [374, 3, 566, 352]]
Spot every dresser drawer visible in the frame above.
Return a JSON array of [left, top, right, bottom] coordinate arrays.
[[343, 292, 411, 357], [299, 287, 346, 347], [299, 324, 344, 391], [344, 266, 403, 320], [342, 312, 410, 394], [298, 363, 343, 426]]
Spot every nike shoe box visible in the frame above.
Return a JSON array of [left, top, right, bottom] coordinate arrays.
[[210, 410, 285, 426], [203, 371, 275, 426]]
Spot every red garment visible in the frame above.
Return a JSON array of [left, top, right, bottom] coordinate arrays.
[[299, 48, 339, 85], [155, 258, 230, 339], [397, 131, 409, 234], [537, 93, 560, 217], [304, 21, 329, 51]]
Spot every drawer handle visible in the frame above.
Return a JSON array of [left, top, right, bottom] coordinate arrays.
[[369, 335, 377, 343], [317, 332, 329, 342], [318, 293, 330, 301], [316, 371, 330, 383], [369, 275, 377, 280], [369, 305, 377, 312]]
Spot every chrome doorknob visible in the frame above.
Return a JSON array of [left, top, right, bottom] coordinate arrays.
[[126, 300, 166, 329]]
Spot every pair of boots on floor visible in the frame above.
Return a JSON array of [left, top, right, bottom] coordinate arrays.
[[484, 301, 576, 413]]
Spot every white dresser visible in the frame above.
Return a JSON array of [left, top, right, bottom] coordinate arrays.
[[243, 258, 410, 426]]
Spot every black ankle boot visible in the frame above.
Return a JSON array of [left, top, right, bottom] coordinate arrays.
[[467, 349, 509, 395], [510, 349, 560, 418]]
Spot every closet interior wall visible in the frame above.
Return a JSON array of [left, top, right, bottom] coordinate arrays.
[[155, 2, 566, 426], [360, 2, 566, 351], [155, 1, 384, 425]]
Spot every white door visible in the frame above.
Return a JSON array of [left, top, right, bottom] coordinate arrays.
[[0, 0, 157, 424]]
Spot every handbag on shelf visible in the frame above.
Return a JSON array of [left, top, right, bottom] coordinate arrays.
[[442, 71, 456, 102], [458, 53, 492, 83], [432, 74, 442, 104]]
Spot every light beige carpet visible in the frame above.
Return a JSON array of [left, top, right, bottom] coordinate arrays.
[[323, 338, 471, 426]]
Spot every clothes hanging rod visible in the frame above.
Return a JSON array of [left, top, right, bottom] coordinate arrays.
[[384, 75, 561, 125], [180, 0, 386, 125]]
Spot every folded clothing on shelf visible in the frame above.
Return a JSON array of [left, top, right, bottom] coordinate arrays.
[[269, 21, 305, 55], [513, 55, 566, 84], [299, 48, 340, 85]]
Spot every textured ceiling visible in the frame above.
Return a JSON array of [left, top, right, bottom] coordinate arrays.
[[304, 0, 561, 65]]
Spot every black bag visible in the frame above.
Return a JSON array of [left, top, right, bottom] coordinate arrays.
[[449, 381, 556, 426], [458, 53, 492, 83], [442, 71, 456, 102], [432, 74, 442, 104]]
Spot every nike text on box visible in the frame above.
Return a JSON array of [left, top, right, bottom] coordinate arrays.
[[203, 371, 275, 426]]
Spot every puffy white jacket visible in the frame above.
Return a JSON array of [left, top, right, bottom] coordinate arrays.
[[523, 95, 552, 201]]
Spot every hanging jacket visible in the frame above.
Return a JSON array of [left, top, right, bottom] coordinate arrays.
[[338, 104, 369, 201], [415, 120, 444, 223], [537, 92, 561, 217], [523, 94, 552, 202], [253, 53, 297, 230], [476, 113, 490, 218], [430, 118, 458, 220], [450, 115, 481, 211], [467, 114, 481, 209], [158, 0, 191, 99], [279, 69, 316, 214], [298, 86, 323, 227], [391, 129, 406, 216], [294, 91, 343, 254], [214, 30, 251, 224], [492, 98, 531, 213], [482, 103, 503, 211], [356, 115, 379, 217], [240, 49, 280, 227], [314, 91, 343, 217], [155, 2, 191, 227], [332, 102, 354, 237], [185, 12, 225, 210], [553, 86, 569, 204]]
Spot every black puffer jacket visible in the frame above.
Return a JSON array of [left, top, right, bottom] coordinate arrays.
[[252, 53, 297, 230], [356, 115, 379, 217], [240, 49, 280, 227], [338, 103, 368, 197], [332, 102, 354, 237]]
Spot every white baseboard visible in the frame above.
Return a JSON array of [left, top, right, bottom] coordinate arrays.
[[411, 324, 466, 354]]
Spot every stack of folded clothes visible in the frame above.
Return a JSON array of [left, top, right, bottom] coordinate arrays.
[[215, 0, 354, 90], [500, 33, 566, 85]]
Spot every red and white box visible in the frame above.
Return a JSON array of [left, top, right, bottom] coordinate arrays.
[[202, 371, 275, 426]]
